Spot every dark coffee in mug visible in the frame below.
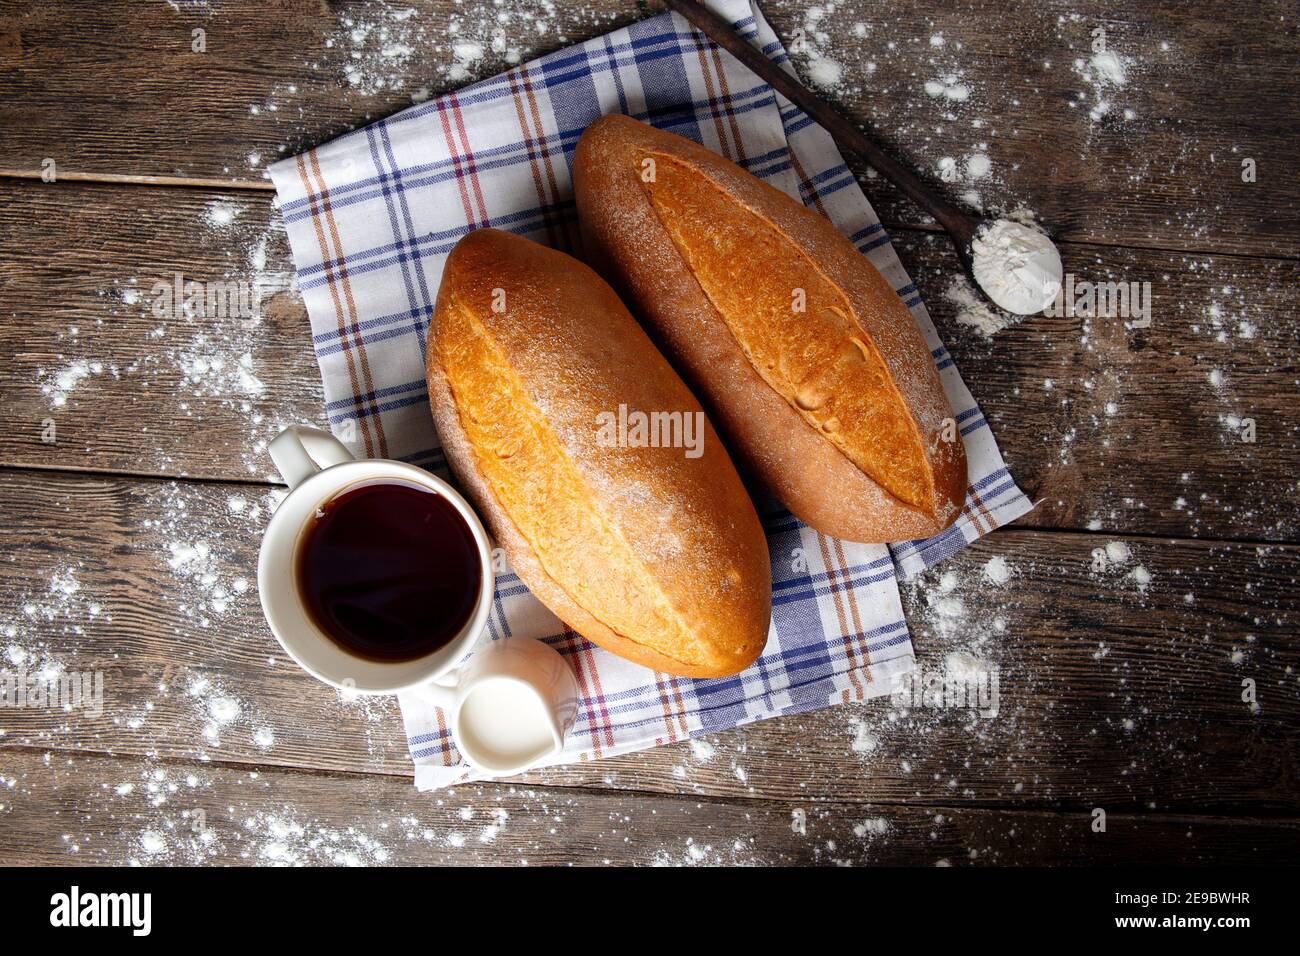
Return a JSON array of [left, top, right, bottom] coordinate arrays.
[[295, 478, 483, 662]]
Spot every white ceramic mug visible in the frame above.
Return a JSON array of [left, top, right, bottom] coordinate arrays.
[[258, 425, 496, 694], [258, 425, 580, 775]]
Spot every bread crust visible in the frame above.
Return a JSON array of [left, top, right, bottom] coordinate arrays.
[[426, 228, 771, 678], [574, 114, 967, 543]]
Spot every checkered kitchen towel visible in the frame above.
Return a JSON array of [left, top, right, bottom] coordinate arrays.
[[269, 0, 1032, 790]]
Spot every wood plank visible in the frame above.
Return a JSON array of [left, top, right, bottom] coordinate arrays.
[[0, 182, 323, 484], [910, 230, 1300, 542], [2, 748, 1295, 865], [1, 180, 1295, 540], [0, 0, 1295, 256], [1, 468, 1295, 813]]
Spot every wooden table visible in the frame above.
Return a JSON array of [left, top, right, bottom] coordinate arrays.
[[0, 0, 1296, 866]]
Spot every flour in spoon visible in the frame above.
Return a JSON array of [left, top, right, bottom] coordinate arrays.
[[971, 219, 1064, 315]]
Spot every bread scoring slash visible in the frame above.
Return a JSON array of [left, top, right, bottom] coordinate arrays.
[[574, 114, 967, 543], [426, 228, 771, 678]]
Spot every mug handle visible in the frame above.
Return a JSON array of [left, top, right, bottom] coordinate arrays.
[[269, 425, 355, 490], [408, 671, 461, 711]]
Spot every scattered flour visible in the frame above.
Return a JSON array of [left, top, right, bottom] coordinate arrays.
[[983, 555, 1013, 585], [854, 817, 890, 837], [204, 200, 244, 229], [38, 360, 105, 408], [924, 75, 971, 102], [38, 199, 299, 478], [448, 39, 486, 83], [807, 55, 845, 89], [325, 2, 554, 96], [1089, 49, 1129, 87], [139, 831, 168, 855], [1088, 541, 1154, 595], [965, 152, 991, 180], [1105, 541, 1132, 565], [944, 649, 995, 684], [1128, 565, 1152, 591], [1073, 46, 1134, 123], [788, 3, 849, 93], [688, 737, 716, 762], [187, 675, 245, 747], [943, 274, 1017, 339], [849, 717, 878, 753], [478, 808, 509, 844], [247, 809, 393, 866]]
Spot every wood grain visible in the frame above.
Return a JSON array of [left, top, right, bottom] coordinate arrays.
[[0, 1, 1296, 256], [2, 748, 1296, 866], [0, 468, 1295, 813], [1, 0, 1297, 867], [1, 180, 1295, 540]]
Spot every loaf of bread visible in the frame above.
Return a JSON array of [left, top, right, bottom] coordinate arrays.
[[574, 115, 967, 543], [426, 228, 771, 678]]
